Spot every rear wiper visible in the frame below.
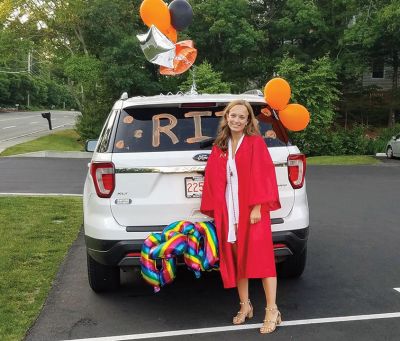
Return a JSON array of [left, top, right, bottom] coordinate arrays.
[[200, 137, 215, 149]]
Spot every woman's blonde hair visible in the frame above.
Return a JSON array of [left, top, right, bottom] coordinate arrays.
[[214, 99, 260, 151]]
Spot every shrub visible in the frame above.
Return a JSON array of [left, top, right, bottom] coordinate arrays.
[[366, 123, 400, 155], [75, 104, 109, 141], [292, 124, 370, 156]]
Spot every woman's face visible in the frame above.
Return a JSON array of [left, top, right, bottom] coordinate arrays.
[[226, 104, 249, 134]]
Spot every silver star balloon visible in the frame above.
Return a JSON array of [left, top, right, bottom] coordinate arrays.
[[137, 25, 176, 68]]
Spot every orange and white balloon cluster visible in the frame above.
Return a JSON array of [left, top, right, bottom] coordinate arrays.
[[137, 0, 197, 76], [264, 78, 310, 131]]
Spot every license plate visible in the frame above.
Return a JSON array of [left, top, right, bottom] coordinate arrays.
[[185, 176, 204, 198]]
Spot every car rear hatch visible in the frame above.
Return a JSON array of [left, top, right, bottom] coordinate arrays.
[[109, 99, 295, 227]]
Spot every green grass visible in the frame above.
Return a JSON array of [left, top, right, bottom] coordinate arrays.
[[306, 155, 380, 165], [0, 196, 83, 341], [0, 129, 84, 157]]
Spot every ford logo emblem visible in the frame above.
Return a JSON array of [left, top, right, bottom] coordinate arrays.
[[193, 153, 210, 162]]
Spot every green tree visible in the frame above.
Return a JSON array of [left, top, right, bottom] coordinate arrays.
[[179, 61, 231, 94], [11, 0, 171, 136], [275, 54, 340, 155], [344, 0, 400, 127], [248, 0, 357, 72], [188, 0, 265, 92], [3, 0, 395, 139], [0, 2, 76, 109]]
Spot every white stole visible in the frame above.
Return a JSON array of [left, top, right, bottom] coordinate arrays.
[[225, 135, 244, 243]]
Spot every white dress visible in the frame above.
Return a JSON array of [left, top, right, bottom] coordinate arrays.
[[225, 135, 244, 243]]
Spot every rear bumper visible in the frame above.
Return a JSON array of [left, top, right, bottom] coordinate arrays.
[[85, 226, 309, 267]]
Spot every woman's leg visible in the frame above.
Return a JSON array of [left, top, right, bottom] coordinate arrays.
[[237, 278, 250, 308], [232, 242, 252, 323], [261, 277, 280, 332], [261, 277, 277, 307], [232, 241, 250, 308]]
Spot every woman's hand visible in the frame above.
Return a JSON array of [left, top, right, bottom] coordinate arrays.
[[250, 205, 261, 224]]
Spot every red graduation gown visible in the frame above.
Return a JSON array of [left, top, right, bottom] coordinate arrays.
[[200, 135, 281, 288]]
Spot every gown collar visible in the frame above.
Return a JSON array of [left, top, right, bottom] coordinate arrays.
[[228, 134, 245, 160]]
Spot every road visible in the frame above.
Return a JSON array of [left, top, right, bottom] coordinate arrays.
[[0, 110, 80, 152], [21, 163, 400, 341], [0, 157, 88, 195]]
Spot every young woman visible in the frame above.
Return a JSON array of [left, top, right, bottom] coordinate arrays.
[[200, 99, 282, 334]]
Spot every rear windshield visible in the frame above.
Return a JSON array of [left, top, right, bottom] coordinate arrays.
[[112, 105, 287, 152]]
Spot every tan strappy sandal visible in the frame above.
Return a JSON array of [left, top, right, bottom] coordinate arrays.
[[260, 306, 282, 334], [232, 299, 253, 325]]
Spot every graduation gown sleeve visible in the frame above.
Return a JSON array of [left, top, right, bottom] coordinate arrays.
[[248, 136, 281, 212]]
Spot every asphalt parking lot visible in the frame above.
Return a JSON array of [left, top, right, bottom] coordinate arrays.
[[23, 163, 400, 341]]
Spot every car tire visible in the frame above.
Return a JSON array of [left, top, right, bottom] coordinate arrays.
[[277, 246, 307, 279], [87, 252, 120, 292], [387, 146, 394, 159]]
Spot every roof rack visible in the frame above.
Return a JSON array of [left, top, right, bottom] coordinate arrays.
[[242, 89, 263, 97]]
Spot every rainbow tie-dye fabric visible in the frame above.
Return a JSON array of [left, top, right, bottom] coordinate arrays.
[[140, 220, 219, 292]]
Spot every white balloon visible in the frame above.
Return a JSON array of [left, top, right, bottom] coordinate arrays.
[[137, 25, 176, 68]]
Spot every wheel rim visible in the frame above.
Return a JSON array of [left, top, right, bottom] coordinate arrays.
[[387, 147, 393, 158]]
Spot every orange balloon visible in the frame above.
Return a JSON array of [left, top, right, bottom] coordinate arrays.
[[165, 25, 177, 43], [264, 78, 291, 111], [160, 40, 197, 75], [140, 0, 171, 32], [278, 104, 310, 131]]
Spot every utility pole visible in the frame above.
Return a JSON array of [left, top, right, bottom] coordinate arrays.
[[28, 51, 32, 73], [27, 51, 32, 108]]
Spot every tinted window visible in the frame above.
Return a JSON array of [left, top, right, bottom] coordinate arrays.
[[112, 105, 287, 152], [97, 110, 119, 153]]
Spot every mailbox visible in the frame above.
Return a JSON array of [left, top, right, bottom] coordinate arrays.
[[41, 112, 52, 130]]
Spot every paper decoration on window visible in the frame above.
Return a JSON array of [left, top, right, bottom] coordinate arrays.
[[265, 130, 277, 139], [134, 130, 144, 139], [152, 114, 179, 147], [123, 116, 134, 124], [115, 140, 125, 149], [184, 111, 212, 143]]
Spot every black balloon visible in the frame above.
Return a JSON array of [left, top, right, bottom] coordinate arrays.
[[169, 0, 193, 31]]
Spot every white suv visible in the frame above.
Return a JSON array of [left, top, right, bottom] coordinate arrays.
[[83, 93, 309, 292]]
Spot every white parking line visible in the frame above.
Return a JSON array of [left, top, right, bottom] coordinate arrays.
[[2, 125, 16, 129], [62, 311, 400, 341], [30, 122, 38, 124]]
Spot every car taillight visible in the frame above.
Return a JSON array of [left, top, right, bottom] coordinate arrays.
[[90, 162, 115, 198], [288, 154, 306, 189]]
